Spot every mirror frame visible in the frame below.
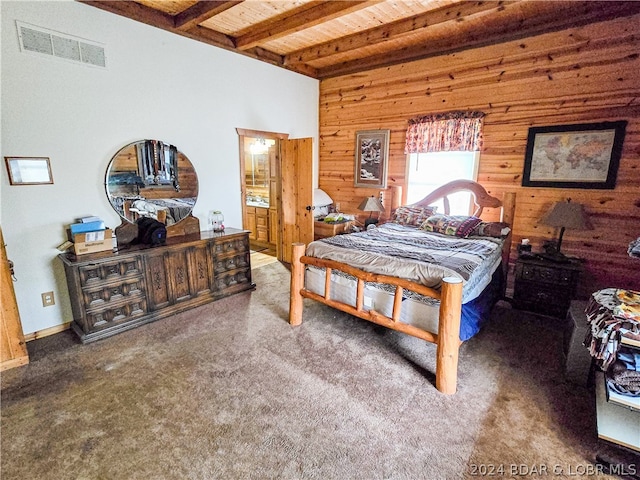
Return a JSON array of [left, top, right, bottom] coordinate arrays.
[[105, 140, 199, 227]]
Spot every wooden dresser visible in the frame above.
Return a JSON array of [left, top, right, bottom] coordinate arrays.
[[59, 228, 254, 343]]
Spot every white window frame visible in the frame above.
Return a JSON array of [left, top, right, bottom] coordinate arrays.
[[405, 151, 480, 215]]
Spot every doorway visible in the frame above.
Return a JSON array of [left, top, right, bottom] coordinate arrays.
[[237, 129, 286, 261], [237, 128, 314, 264]]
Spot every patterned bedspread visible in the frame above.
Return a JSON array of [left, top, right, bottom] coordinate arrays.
[[306, 222, 504, 303], [148, 197, 196, 224]]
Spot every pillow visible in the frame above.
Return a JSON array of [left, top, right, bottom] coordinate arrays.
[[390, 205, 437, 227], [472, 221, 511, 238], [421, 214, 482, 238]]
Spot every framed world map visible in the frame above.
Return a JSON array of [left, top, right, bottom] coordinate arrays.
[[522, 121, 627, 189]]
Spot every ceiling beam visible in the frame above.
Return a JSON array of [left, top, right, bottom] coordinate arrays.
[[84, 0, 237, 49], [235, 0, 376, 51], [183, 24, 236, 49], [284, 1, 504, 67], [316, 1, 640, 79], [249, 47, 319, 78], [79, 0, 175, 30], [81, 1, 286, 74], [174, 1, 242, 32]]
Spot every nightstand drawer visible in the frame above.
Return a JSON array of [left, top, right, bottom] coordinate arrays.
[[518, 264, 572, 285], [513, 281, 572, 309]]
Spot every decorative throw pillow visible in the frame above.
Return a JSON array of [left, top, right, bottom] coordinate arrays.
[[390, 205, 437, 227], [421, 214, 483, 238], [472, 221, 511, 238]]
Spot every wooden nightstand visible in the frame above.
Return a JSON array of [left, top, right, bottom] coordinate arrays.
[[512, 255, 583, 318], [314, 220, 354, 240]]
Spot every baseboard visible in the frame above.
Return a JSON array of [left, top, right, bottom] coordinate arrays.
[[24, 322, 71, 342]]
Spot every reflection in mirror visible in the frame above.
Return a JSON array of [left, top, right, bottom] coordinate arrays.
[[243, 137, 275, 208], [105, 140, 198, 226]]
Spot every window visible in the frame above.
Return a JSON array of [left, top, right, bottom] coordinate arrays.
[[406, 151, 479, 215]]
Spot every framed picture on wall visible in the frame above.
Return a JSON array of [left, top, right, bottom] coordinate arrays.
[[522, 121, 627, 189], [4, 157, 54, 185], [354, 129, 389, 188]]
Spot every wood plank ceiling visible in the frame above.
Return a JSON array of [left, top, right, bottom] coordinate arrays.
[[81, 1, 640, 79]]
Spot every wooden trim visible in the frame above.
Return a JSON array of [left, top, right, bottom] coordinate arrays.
[[23, 322, 71, 342], [1, 226, 29, 371], [235, 128, 289, 140]]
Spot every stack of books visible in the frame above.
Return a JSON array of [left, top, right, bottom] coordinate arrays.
[[68, 216, 113, 255]]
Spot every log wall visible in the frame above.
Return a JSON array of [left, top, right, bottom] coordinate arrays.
[[318, 14, 640, 297]]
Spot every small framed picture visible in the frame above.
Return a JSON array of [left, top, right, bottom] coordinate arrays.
[[522, 121, 626, 189], [4, 157, 54, 185], [354, 129, 389, 188]]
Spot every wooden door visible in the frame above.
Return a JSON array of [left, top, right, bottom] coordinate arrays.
[[1, 226, 29, 371], [280, 138, 313, 264]]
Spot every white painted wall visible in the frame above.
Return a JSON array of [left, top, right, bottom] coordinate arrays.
[[1, 1, 319, 335]]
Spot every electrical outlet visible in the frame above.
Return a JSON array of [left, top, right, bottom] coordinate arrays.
[[335, 202, 341, 212], [41, 291, 55, 307]]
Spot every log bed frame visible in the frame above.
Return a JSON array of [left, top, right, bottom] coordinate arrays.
[[289, 180, 516, 394]]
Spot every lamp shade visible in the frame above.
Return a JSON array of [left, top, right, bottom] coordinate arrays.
[[313, 188, 333, 208], [358, 196, 385, 213], [540, 201, 592, 230]]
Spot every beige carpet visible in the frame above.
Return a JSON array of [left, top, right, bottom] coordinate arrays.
[[0, 262, 626, 479]]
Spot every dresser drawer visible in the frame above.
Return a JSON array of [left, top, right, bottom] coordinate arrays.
[[85, 297, 148, 331], [213, 251, 250, 274], [81, 277, 146, 309], [214, 268, 252, 293], [78, 257, 144, 286], [213, 236, 249, 256]]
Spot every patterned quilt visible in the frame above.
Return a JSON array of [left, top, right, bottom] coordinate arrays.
[[306, 222, 504, 303]]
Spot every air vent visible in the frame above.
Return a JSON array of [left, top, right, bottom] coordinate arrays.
[[16, 21, 106, 68]]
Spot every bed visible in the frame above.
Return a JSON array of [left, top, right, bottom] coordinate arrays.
[[289, 180, 516, 394], [119, 197, 197, 225]]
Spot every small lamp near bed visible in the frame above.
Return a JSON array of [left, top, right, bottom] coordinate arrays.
[[313, 188, 334, 218], [358, 195, 385, 228], [540, 199, 592, 262]]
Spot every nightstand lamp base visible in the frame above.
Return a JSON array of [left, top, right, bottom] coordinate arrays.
[[364, 218, 379, 228]]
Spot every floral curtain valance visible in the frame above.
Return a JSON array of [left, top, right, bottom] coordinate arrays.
[[404, 111, 485, 154]]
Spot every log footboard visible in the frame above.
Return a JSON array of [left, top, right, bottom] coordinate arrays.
[[289, 242, 464, 394]]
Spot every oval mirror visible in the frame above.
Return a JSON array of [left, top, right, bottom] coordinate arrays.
[[105, 140, 198, 226]]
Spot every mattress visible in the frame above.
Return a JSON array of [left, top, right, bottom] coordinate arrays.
[[304, 223, 506, 341], [306, 223, 504, 303], [305, 264, 503, 341]]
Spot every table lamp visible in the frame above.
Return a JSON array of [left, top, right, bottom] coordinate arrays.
[[313, 188, 333, 217], [540, 199, 592, 261], [358, 195, 385, 227]]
